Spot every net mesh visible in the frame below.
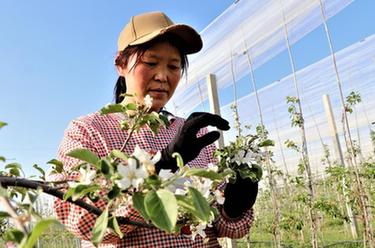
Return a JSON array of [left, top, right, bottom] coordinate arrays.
[[167, 0, 354, 116], [166, 0, 375, 174], [220, 34, 375, 174]]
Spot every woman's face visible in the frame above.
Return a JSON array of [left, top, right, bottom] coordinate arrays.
[[117, 41, 182, 112]]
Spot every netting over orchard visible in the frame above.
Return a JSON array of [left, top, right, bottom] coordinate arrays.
[[166, 0, 375, 175]]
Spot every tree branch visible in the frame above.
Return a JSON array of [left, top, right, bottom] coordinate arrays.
[[0, 176, 152, 228]]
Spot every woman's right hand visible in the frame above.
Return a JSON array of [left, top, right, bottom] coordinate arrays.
[[155, 112, 230, 173]]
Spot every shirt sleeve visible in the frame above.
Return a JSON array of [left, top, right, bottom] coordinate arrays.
[[53, 119, 144, 243], [213, 206, 254, 239]]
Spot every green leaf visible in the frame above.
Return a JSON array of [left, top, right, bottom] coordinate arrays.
[[144, 189, 177, 233], [145, 175, 161, 188], [175, 195, 197, 213], [32, 164, 45, 180], [107, 186, 120, 200], [147, 122, 160, 134], [184, 168, 223, 181], [66, 148, 100, 166], [172, 153, 184, 169], [0, 211, 11, 217], [159, 114, 170, 127], [125, 102, 137, 110], [108, 217, 124, 239], [5, 162, 22, 174], [110, 150, 128, 162], [21, 219, 59, 248], [47, 159, 64, 173], [188, 187, 211, 222], [259, 139, 275, 147], [99, 159, 110, 175], [10, 168, 20, 177], [72, 184, 100, 201], [100, 103, 124, 115], [4, 229, 25, 244], [133, 192, 150, 221], [251, 164, 263, 181], [91, 206, 109, 246], [5, 163, 21, 169], [63, 187, 75, 201], [0, 156, 6, 162], [120, 121, 130, 130], [0, 121, 7, 129], [88, 192, 100, 202], [26, 191, 38, 204], [210, 205, 219, 218]]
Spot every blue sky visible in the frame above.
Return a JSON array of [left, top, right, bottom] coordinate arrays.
[[0, 0, 234, 176], [1, 0, 374, 176]]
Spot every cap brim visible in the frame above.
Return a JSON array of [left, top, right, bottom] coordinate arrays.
[[129, 24, 202, 54]]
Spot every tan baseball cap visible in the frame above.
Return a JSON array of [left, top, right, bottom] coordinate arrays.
[[117, 11, 203, 54]]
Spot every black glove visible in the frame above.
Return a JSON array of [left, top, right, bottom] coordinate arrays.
[[223, 175, 258, 219], [155, 112, 230, 173]]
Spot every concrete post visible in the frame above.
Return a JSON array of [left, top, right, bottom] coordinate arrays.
[[206, 73, 225, 149], [206, 73, 237, 248], [322, 94, 358, 239]]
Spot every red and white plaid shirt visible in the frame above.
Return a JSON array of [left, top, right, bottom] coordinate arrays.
[[53, 111, 254, 248]]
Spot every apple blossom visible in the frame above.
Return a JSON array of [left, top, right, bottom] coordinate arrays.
[[191, 177, 213, 198], [207, 163, 218, 172], [143, 95, 153, 109], [159, 169, 174, 181], [132, 145, 160, 169], [213, 190, 225, 205], [191, 223, 212, 241], [116, 158, 148, 190], [68, 166, 96, 187]]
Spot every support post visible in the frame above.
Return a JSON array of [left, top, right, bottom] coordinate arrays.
[[206, 73, 225, 149], [322, 94, 358, 239], [206, 73, 236, 248], [322, 94, 345, 165]]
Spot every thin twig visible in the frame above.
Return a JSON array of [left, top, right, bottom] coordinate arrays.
[[0, 196, 28, 234]]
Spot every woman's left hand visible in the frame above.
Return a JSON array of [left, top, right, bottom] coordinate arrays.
[[223, 175, 258, 219]]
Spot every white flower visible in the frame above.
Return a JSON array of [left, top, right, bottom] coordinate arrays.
[[207, 163, 218, 172], [159, 169, 174, 181], [232, 150, 244, 165], [232, 149, 257, 165], [175, 177, 191, 187], [191, 223, 210, 240], [159, 171, 190, 195], [132, 145, 160, 168], [214, 190, 225, 205], [80, 167, 96, 185], [245, 150, 258, 162], [144, 95, 153, 109], [152, 151, 161, 163], [68, 166, 96, 187], [192, 177, 213, 198], [131, 145, 161, 174], [171, 177, 191, 195], [116, 158, 148, 190]]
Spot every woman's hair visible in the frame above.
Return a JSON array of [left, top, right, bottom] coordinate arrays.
[[114, 33, 189, 103]]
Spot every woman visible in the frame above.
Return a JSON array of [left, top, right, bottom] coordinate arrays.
[[54, 11, 257, 247]]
